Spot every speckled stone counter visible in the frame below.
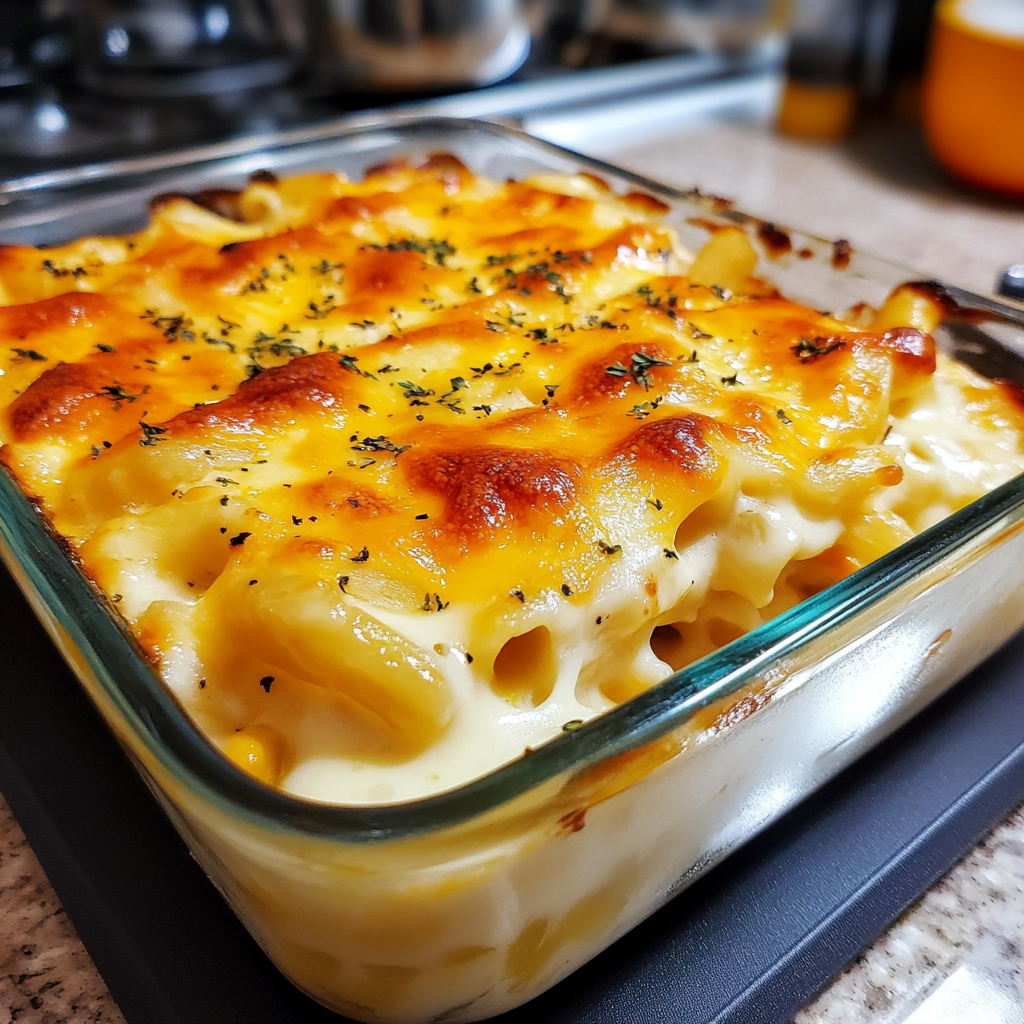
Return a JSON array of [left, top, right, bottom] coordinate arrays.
[[2, 112, 1023, 1024], [795, 802, 1024, 1022], [0, 794, 123, 1024]]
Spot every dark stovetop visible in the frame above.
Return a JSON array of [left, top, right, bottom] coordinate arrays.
[[0, 46, 773, 182]]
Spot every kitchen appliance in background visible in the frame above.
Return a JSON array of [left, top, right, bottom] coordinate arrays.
[[75, 0, 295, 97], [881, 0, 938, 115], [588, 0, 788, 60], [774, 0, 960, 141], [776, 0, 867, 138], [773, 0, 1023, 200], [0, 0, 74, 90], [0, 0, 781, 178], [0, 0, 314, 173], [305, 0, 533, 91], [301, 0, 783, 90]]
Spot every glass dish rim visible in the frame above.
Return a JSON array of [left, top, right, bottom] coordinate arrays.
[[2, 116, 1023, 844]]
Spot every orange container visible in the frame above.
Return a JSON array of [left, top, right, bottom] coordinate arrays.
[[776, 80, 858, 141], [922, 0, 1024, 195]]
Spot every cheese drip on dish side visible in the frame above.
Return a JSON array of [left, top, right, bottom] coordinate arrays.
[[1, 156, 1022, 803]]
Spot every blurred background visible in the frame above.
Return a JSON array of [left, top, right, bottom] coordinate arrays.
[[0, 0, 1020, 228]]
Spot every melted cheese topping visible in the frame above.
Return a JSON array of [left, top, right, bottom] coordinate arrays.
[[2, 156, 1022, 803]]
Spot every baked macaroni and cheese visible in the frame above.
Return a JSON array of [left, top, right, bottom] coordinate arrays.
[[2, 155, 1023, 805]]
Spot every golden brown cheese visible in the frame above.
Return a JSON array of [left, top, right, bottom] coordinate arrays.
[[2, 156, 1023, 802]]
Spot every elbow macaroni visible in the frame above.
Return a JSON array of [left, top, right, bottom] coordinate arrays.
[[2, 155, 1023, 803]]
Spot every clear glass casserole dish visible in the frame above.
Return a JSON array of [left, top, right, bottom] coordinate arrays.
[[1, 117, 1023, 1024]]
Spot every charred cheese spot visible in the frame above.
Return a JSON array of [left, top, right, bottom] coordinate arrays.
[[854, 327, 937, 397], [622, 191, 671, 214], [408, 445, 580, 539], [611, 414, 722, 485], [0, 291, 115, 339], [419, 151, 471, 183], [8, 361, 109, 440], [166, 352, 351, 436], [6, 354, 192, 449]]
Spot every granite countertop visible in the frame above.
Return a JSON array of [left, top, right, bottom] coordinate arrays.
[[1, 793, 124, 1024], [2, 111, 1024, 1024]]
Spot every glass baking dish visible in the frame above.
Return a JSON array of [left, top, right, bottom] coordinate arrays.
[[2, 117, 1024, 1024]]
